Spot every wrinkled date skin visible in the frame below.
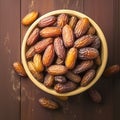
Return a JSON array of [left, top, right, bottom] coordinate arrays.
[[44, 74, 54, 88], [13, 62, 27, 77], [79, 47, 99, 60], [34, 37, 53, 53], [62, 24, 74, 47], [57, 13, 68, 28], [42, 44, 55, 67], [69, 16, 78, 29], [74, 18, 90, 38], [54, 75, 67, 83], [54, 81, 77, 93], [40, 27, 62, 38], [47, 65, 68, 75], [103, 64, 120, 77], [73, 60, 94, 74], [74, 35, 96, 49], [38, 15, 57, 28], [66, 71, 81, 83], [26, 46, 36, 59], [27, 28, 40, 46], [27, 61, 43, 82], [39, 97, 59, 110], [81, 69, 96, 86], [54, 37, 66, 60]]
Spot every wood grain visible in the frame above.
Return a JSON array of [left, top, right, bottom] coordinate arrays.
[[0, 0, 21, 120]]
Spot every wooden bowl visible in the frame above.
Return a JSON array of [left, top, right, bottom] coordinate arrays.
[[21, 9, 108, 96]]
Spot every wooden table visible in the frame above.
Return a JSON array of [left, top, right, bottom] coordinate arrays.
[[0, 0, 120, 120]]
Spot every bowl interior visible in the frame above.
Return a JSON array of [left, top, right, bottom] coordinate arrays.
[[21, 9, 108, 96]]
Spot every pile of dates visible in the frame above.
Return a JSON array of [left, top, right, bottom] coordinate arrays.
[[25, 13, 101, 93]]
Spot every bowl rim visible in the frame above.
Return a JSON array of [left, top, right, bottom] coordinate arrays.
[[21, 9, 108, 96]]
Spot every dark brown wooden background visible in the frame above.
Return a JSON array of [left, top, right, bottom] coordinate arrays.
[[0, 0, 120, 120]]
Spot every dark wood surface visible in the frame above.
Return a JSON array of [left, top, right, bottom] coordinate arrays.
[[0, 0, 120, 120]]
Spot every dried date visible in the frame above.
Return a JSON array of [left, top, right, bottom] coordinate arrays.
[[54, 81, 77, 93]]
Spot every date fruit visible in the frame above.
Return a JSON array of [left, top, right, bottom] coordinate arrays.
[[88, 88, 102, 103], [40, 27, 61, 38], [42, 44, 55, 67], [103, 64, 120, 77], [91, 36, 101, 49], [65, 47, 78, 69], [79, 47, 99, 60], [73, 60, 93, 74], [39, 97, 59, 110], [74, 35, 95, 49], [81, 69, 96, 86], [74, 18, 90, 38], [69, 16, 78, 29], [87, 26, 96, 35], [54, 81, 77, 93], [38, 15, 56, 27], [57, 13, 68, 28], [33, 54, 44, 72], [22, 11, 39, 26], [47, 65, 68, 75], [54, 76, 67, 83], [27, 61, 43, 82], [34, 37, 53, 53], [62, 24, 74, 47], [27, 28, 40, 46], [66, 71, 81, 83], [54, 37, 66, 60], [26, 46, 36, 59], [44, 74, 54, 88], [13, 62, 26, 77]]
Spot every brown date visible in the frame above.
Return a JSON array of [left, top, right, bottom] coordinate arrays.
[[103, 64, 120, 77], [22, 11, 39, 26], [79, 47, 99, 60], [57, 13, 68, 28], [54, 81, 77, 93], [91, 36, 101, 49], [54, 37, 66, 60], [88, 88, 102, 103], [34, 37, 53, 53], [54, 76, 67, 83], [26, 28, 40, 46], [42, 44, 55, 67], [26, 46, 36, 59], [39, 97, 59, 110], [69, 16, 78, 29], [81, 69, 96, 87], [73, 60, 93, 74], [44, 74, 54, 88], [38, 15, 57, 27], [87, 26, 96, 35], [65, 47, 78, 69], [62, 24, 74, 47], [13, 62, 26, 77], [47, 65, 68, 75], [74, 18, 90, 38], [74, 35, 95, 49], [40, 27, 61, 38], [66, 71, 81, 83]]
